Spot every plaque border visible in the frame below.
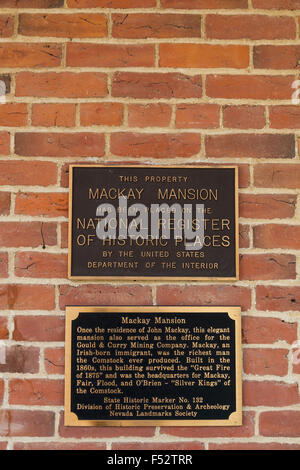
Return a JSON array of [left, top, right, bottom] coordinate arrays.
[[64, 306, 242, 427], [68, 165, 239, 282]]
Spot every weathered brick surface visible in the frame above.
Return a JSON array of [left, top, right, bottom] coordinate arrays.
[[66, 44, 155, 68], [260, 411, 300, 437], [0, 16, 14, 38], [0, 0, 299, 451], [19, 14, 107, 38], [31, 104, 76, 128], [15, 133, 105, 157], [13, 316, 64, 342], [243, 348, 289, 377], [239, 194, 296, 219], [160, 44, 249, 68], [112, 72, 203, 99], [0, 222, 57, 248], [112, 14, 202, 39], [0, 285, 55, 310], [0, 44, 62, 68], [9, 379, 64, 406], [242, 317, 297, 345]]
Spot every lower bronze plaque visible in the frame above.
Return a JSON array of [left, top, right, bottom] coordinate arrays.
[[65, 306, 242, 427]]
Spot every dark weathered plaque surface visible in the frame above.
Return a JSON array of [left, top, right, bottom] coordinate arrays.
[[68, 165, 238, 281], [65, 306, 242, 427]]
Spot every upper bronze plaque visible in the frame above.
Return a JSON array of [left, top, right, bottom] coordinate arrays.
[[68, 165, 238, 281]]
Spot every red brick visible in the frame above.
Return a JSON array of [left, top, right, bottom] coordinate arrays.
[[15, 133, 105, 157], [260, 411, 300, 437], [244, 348, 288, 377], [19, 14, 107, 38], [0, 193, 10, 215], [0, 380, 4, 405], [0, 222, 56, 248], [239, 224, 250, 248], [112, 442, 205, 450], [161, 0, 248, 7], [210, 443, 300, 450], [161, 412, 254, 438], [9, 379, 63, 406], [270, 106, 300, 129], [0, 317, 9, 339], [254, 45, 300, 70], [15, 252, 67, 279], [156, 285, 251, 311], [0, 161, 57, 186], [254, 224, 300, 249], [13, 316, 64, 341], [59, 411, 155, 439], [111, 132, 201, 159], [0, 253, 8, 278], [112, 14, 201, 38], [44, 348, 64, 375], [0, 104, 27, 127], [2, 0, 63, 6], [66, 43, 154, 68], [206, 14, 296, 40], [239, 194, 296, 219], [254, 163, 300, 189], [0, 284, 55, 310], [0, 16, 14, 38], [14, 442, 106, 450], [242, 316, 297, 344], [68, 0, 155, 6], [176, 104, 219, 129], [0, 345, 39, 373], [0, 443, 7, 450], [0, 132, 10, 155], [32, 104, 76, 128], [236, 164, 250, 188], [128, 104, 172, 128], [0, 410, 55, 437], [256, 285, 300, 312], [15, 192, 68, 218], [240, 254, 296, 281], [206, 134, 295, 158], [0, 44, 61, 68], [16, 72, 107, 98], [206, 75, 293, 99], [59, 284, 152, 310], [244, 381, 300, 407], [61, 221, 68, 248], [81, 103, 123, 127], [253, 0, 300, 8], [223, 105, 266, 129], [159, 44, 249, 68], [112, 72, 202, 99]]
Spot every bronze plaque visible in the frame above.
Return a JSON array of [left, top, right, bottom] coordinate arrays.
[[64, 306, 242, 427], [68, 165, 239, 281]]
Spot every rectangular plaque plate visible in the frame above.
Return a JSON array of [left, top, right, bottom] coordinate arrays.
[[64, 306, 242, 427], [68, 165, 239, 281]]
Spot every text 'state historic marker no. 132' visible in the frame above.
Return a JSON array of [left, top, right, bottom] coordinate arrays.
[[64, 306, 242, 427]]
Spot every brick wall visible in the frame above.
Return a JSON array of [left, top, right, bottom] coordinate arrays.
[[0, 0, 299, 451]]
